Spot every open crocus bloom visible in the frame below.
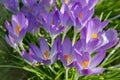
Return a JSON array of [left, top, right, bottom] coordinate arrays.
[[22, 48, 37, 65], [59, 38, 75, 67], [80, 17, 119, 53], [71, 2, 94, 33], [74, 50, 106, 75], [30, 37, 59, 65], [5, 12, 28, 48]]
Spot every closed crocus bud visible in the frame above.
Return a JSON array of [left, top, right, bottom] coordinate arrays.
[[5, 12, 28, 48], [0, 0, 19, 13], [42, 10, 64, 39]]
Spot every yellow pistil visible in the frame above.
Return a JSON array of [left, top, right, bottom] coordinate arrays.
[[44, 51, 49, 59], [83, 61, 89, 69], [79, 13, 83, 19], [16, 24, 21, 36], [64, 54, 68, 62], [65, 0, 69, 4], [91, 33, 98, 38]]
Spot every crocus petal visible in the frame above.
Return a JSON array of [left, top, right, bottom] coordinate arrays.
[[62, 38, 72, 55], [81, 69, 92, 75], [97, 29, 119, 51], [91, 67, 104, 74], [22, 50, 37, 64], [5, 20, 13, 33], [29, 43, 43, 58], [87, 0, 98, 10], [5, 35, 17, 48], [42, 60, 51, 65], [89, 51, 106, 68], [40, 37, 49, 54]]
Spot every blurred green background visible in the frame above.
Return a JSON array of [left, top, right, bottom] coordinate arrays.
[[0, 0, 120, 80]]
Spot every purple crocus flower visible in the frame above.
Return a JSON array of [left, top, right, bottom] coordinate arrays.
[[61, 0, 77, 9], [27, 13, 40, 33], [30, 37, 59, 65], [71, 2, 94, 33], [74, 50, 106, 75], [0, 0, 19, 13], [5, 12, 28, 48], [78, 0, 98, 10], [21, 0, 38, 16], [22, 48, 37, 64], [22, 0, 37, 7], [80, 17, 119, 53], [33, 0, 56, 23], [60, 4, 73, 33], [59, 38, 75, 67], [42, 10, 64, 39]]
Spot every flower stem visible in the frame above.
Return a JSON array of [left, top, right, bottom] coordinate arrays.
[[19, 41, 25, 50], [62, 32, 67, 43], [65, 67, 69, 80], [72, 32, 77, 45], [48, 65, 57, 75], [74, 72, 79, 80]]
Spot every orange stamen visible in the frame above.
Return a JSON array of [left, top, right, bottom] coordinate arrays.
[[79, 13, 83, 19], [16, 24, 21, 36], [83, 61, 89, 69], [64, 54, 68, 62], [44, 51, 49, 59]]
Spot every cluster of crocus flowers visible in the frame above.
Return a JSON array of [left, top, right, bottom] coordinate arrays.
[[2, 0, 119, 77]]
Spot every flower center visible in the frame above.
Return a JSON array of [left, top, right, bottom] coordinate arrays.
[[65, 0, 69, 4], [16, 24, 21, 36], [80, 60, 90, 69], [44, 51, 49, 60], [64, 54, 68, 62], [64, 54, 74, 64], [91, 33, 98, 38], [79, 13, 83, 19]]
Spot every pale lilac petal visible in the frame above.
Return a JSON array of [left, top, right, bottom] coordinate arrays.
[[91, 67, 104, 74], [89, 51, 106, 68], [62, 38, 72, 55], [40, 37, 49, 54]]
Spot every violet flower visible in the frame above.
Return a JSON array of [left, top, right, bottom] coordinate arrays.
[[22, 48, 37, 64], [30, 37, 59, 65], [21, 0, 38, 16], [80, 17, 119, 53], [78, 0, 98, 10], [59, 38, 75, 67], [61, 0, 77, 9], [60, 4, 73, 33], [27, 13, 40, 33], [71, 2, 94, 33], [0, 0, 19, 13], [74, 50, 106, 75], [42, 10, 64, 39], [5, 12, 28, 48]]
